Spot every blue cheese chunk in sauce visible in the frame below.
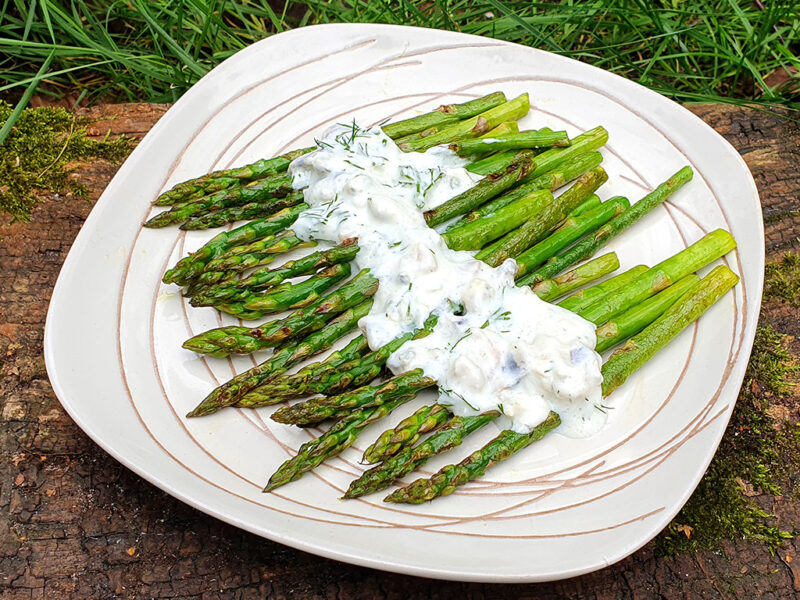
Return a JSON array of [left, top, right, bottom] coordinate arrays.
[[289, 123, 606, 437]]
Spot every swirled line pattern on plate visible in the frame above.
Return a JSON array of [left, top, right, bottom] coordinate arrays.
[[45, 24, 759, 582]]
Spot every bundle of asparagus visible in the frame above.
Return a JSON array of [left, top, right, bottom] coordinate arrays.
[[347, 263, 738, 503], [258, 231, 735, 495], [149, 91, 740, 504], [145, 92, 520, 229]]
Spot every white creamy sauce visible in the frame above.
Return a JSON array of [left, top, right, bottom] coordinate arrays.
[[289, 123, 606, 437]]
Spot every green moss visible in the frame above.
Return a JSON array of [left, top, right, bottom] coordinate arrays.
[[0, 101, 133, 222], [764, 252, 800, 307], [655, 325, 799, 556]]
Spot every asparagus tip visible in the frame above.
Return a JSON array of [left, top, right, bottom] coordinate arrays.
[[182, 338, 228, 357], [186, 403, 216, 418]]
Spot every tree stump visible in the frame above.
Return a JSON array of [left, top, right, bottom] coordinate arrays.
[[1, 102, 798, 599]]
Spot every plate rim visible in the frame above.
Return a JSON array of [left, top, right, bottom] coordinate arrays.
[[44, 22, 765, 583]]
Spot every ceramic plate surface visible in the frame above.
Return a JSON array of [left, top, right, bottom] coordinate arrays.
[[45, 24, 763, 582]]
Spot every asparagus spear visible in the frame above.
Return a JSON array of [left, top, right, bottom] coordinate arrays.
[[557, 265, 649, 313], [186, 300, 373, 417], [361, 404, 451, 464], [182, 269, 379, 357], [203, 231, 311, 273], [180, 195, 302, 230], [576, 229, 736, 325], [482, 121, 520, 137], [460, 127, 549, 174], [393, 116, 518, 147], [153, 148, 311, 206], [601, 264, 739, 395], [514, 196, 629, 277], [169, 173, 294, 211], [440, 189, 553, 251], [237, 315, 438, 408], [343, 412, 500, 499], [380, 92, 507, 139], [145, 176, 296, 228], [449, 151, 603, 231], [399, 94, 531, 152], [466, 150, 528, 177], [385, 412, 561, 504], [569, 194, 602, 217], [247, 263, 352, 310], [595, 274, 700, 352], [198, 302, 264, 322], [452, 130, 570, 155], [284, 334, 369, 380], [183, 269, 242, 298], [287, 330, 369, 370], [236, 335, 370, 406], [193, 242, 360, 303], [423, 154, 534, 227], [270, 369, 435, 426], [264, 394, 414, 492], [532, 253, 620, 302], [200, 263, 353, 317], [517, 166, 694, 286], [204, 230, 288, 262], [477, 166, 608, 266], [466, 126, 606, 176], [208, 230, 284, 260], [525, 126, 608, 179], [162, 210, 306, 285], [153, 175, 253, 206]]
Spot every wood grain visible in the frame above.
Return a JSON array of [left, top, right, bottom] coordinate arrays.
[[1, 102, 798, 599]]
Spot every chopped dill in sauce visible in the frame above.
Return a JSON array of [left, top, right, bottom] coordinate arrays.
[[289, 123, 605, 436]]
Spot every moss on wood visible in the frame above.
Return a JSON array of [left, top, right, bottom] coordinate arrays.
[[764, 252, 800, 307], [656, 324, 799, 555], [0, 101, 133, 222]]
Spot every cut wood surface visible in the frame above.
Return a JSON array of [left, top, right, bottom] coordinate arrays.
[[1, 102, 799, 599]]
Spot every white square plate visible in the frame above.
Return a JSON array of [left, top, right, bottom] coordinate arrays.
[[45, 24, 763, 582]]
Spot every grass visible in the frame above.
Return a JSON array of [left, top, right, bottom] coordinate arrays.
[[0, 1, 799, 109]]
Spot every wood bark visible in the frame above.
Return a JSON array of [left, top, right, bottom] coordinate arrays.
[[1, 102, 798, 599]]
